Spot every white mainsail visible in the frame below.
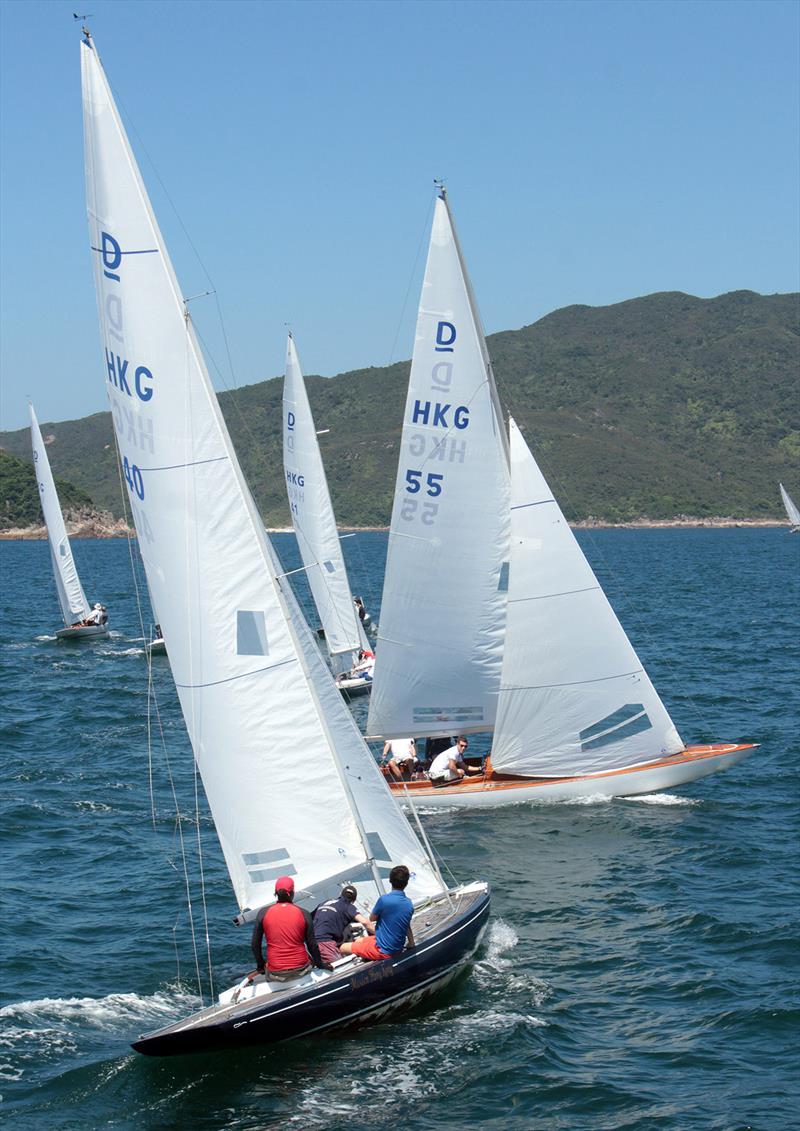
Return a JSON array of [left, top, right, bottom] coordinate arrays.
[[367, 191, 511, 739], [29, 403, 91, 626], [282, 334, 364, 660], [779, 483, 800, 529], [81, 34, 444, 914], [491, 418, 683, 776]]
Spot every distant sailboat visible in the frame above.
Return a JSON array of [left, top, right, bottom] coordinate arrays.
[[29, 403, 108, 640], [779, 483, 800, 532], [81, 30, 488, 1053], [282, 333, 374, 697], [368, 189, 756, 807]]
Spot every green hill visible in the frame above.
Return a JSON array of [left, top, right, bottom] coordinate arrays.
[[1, 289, 797, 526], [0, 449, 95, 529]]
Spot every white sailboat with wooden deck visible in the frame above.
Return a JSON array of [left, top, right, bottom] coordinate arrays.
[[368, 189, 756, 807], [29, 403, 108, 640], [80, 30, 488, 1053], [283, 333, 374, 697]]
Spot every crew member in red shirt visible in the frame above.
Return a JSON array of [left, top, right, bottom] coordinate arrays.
[[250, 876, 332, 982]]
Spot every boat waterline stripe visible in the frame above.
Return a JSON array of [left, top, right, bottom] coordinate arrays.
[[175, 656, 297, 690], [142, 456, 229, 473], [510, 498, 556, 511], [509, 584, 600, 604], [500, 668, 643, 692]]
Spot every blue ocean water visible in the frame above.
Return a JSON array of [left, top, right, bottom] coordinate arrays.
[[1, 529, 798, 1130]]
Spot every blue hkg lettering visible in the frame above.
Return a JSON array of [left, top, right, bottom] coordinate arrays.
[[135, 366, 153, 402], [106, 350, 154, 402], [453, 405, 469, 429], [412, 400, 469, 430], [286, 471, 305, 487], [435, 321, 456, 352]]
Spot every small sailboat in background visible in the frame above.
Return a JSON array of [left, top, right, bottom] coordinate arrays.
[[779, 483, 800, 532], [81, 29, 488, 1054], [283, 333, 375, 697], [29, 403, 108, 640], [368, 188, 755, 807]]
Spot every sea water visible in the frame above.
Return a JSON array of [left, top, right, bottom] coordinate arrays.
[[1, 529, 798, 1130]]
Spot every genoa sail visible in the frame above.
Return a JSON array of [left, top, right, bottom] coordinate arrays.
[[282, 334, 364, 661], [29, 403, 91, 626], [367, 190, 511, 740], [491, 419, 684, 776], [81, 34, 444, 914]]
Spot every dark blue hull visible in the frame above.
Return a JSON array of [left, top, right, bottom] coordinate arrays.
[[132, 885, 490, 1056]]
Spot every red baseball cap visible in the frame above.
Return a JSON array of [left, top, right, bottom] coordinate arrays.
[[274, 875, 295, 894]]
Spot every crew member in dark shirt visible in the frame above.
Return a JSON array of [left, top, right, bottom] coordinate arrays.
[[251, 875, 331, 982], [312, 884, 375, 964]]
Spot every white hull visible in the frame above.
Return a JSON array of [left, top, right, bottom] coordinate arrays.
[[56, 624, 109, 641], [146, 637, 167, 656], [390, 744, 756, 808], [338, 676, 372, 698]]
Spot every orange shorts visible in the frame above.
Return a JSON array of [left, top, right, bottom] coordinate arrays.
[[351, 935, 391, 961]]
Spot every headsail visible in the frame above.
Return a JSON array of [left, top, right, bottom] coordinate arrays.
[[282, 334, 363, 658], [81, 35, 444, 913], [29, 403, 91, 625], [367, 191, 511, 739], [779, 483, 800, 529], [491, 418, 683, 776]]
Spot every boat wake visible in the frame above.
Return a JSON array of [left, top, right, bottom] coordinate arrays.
[[0, 987, 200, 1084], [623, 792, 699, 806]]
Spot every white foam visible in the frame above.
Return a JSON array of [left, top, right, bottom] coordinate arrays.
[[0, 988, 199, 1033], [484, 918, 519, 962], [562, 792, 614, 806], [623, 792, 699, 806]]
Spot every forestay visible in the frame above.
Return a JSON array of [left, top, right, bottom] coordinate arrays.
[[368, 191, 510, 740], [29, 403, 91, 625], [283, 334, 363, 658], [81, 36, 444, 914], [491, 418, 684, 777]]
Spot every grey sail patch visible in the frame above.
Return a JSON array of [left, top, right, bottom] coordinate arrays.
[[237, 610, 269, 656], [323, 560, 335, 573], [498, 562, 509, 592], [580, 704, 652, 752], [413, 706, 484, 725], [242, 848, 295, 885]]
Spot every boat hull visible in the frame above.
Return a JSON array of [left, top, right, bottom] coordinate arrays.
[[132, 884, 489, 1056], [146, 638, 167, 656], [55, 625, 109, 641], [389, 743, 757, 808], [338, 677, 372, 698]]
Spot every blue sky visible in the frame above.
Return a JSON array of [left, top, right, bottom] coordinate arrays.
[[1, 0, 798, 431]]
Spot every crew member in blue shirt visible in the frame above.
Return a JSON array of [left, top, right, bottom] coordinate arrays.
[[340, 865, 415, 961]]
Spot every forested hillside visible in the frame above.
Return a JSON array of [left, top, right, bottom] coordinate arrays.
[[0, 449, 95, 529], [1, 289, 797, 526]]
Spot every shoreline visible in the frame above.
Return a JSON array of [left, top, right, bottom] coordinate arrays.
[[0, 517, 789, 540]]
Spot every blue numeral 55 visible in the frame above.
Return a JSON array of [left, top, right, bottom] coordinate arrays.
[[405, 470, 444, 497]]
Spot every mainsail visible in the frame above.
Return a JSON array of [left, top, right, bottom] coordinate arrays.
[[779, 483, 800, 529], [367, 191, 511, 740], [29, 403, 91, 625], [491, 418, 683, 776], [81, 34, 444, 914], [282, 334, 364, 661]]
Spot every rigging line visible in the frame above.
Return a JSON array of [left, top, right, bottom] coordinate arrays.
[[385, 190, 437, 368], [183, 332, 216, 1003], [398, 782, 454, 911], [110, 421, 204, 997]]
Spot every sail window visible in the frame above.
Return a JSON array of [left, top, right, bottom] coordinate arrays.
[[580, 704, 652, 752], [498, 562, 509, 592], [323, 560, 336, 573], [237, 610, 269, 656]]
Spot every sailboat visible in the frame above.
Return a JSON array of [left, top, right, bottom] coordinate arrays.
[[367, 189, 756, 807], [80, 30, 488, 1054], [283, 333, 375, 697], [779, 483, 800, 532], [29, 403, 109, 640]]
